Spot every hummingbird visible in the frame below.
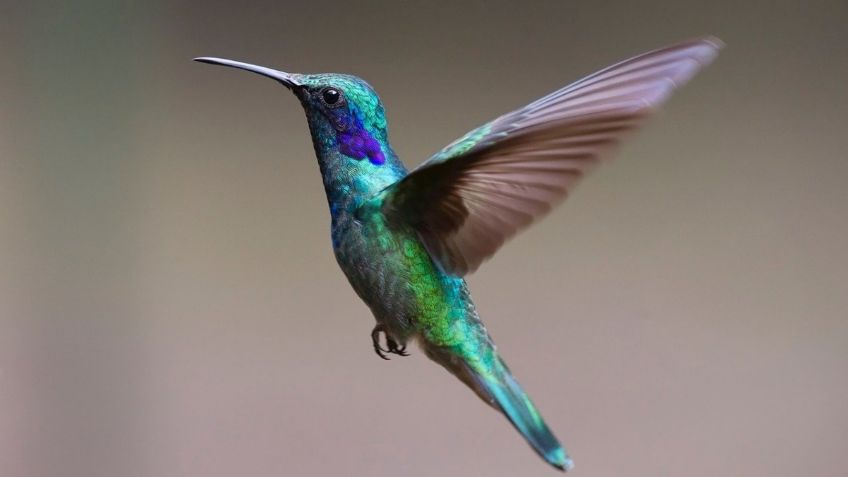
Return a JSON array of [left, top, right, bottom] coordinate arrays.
[[195, 36, 721, 472]]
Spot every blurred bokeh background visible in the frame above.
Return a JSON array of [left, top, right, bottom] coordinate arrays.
[[1, 1, 847, 476]]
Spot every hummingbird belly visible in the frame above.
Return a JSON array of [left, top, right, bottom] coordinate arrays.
[[332, 214, 484, 350]]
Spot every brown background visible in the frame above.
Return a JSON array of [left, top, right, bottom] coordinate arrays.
[[1, 1, 847, 476]]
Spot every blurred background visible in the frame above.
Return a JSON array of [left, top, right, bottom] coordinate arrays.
[[1, 1, 846, 476]]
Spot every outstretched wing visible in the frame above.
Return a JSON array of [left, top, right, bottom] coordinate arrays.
[[381, 37, 722, 276]]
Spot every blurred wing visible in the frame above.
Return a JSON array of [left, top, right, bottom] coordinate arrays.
[[382, 37, 722, 276]]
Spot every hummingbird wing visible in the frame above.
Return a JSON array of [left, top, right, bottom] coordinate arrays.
[[380, 37, 722, 276]]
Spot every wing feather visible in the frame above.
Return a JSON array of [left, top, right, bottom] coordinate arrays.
[[382, 37, 722, 275]]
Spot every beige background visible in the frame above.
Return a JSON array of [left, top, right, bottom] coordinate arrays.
[[2, 1, 847, 476]]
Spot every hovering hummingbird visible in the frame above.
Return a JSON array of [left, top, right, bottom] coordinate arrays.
[[196, 37, 721, 471]]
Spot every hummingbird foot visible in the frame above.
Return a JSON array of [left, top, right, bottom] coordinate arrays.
[[371, 324, 409, 360], [387, 339, 409, 357]]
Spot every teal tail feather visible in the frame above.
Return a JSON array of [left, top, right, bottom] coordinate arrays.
[[473, 358, 573, 472], [423, 342, 573, 471]]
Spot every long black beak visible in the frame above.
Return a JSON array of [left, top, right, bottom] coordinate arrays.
[[194, 57, 302, 89]]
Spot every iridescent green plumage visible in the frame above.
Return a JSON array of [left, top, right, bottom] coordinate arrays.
[[196, 36, 721, 473]]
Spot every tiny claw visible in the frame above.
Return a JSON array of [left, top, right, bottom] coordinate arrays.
[[393, 343, 409, 356], [371, 325, 391, 360], [375, 347, 390, 360], [370, 324, 409, 360], [385, 337, 410, 357]]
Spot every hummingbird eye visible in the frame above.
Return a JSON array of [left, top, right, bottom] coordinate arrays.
[[320, 87, 343, 107]]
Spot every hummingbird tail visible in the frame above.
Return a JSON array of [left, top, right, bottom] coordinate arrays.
[[448, 353, 573, 472]]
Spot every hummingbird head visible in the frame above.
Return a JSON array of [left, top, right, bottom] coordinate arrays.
[[194, 57, 391, 167]]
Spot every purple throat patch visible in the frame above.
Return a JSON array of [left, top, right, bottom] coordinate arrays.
[[336, 115, 385, 165]]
